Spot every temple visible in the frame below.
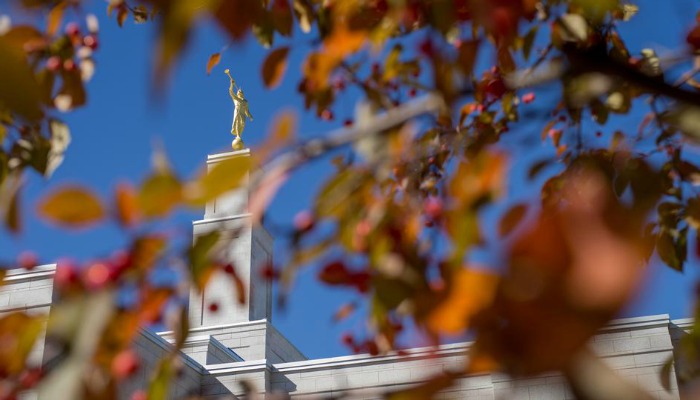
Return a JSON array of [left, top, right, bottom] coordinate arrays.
[[2, 149, 686, 399]]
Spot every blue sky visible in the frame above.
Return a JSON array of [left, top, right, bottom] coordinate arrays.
[[2, 0, 700, 360]]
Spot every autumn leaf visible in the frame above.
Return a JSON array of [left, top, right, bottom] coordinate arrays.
[[262, 46, 290, 89], [47, 2, 66, 36], [131, 235, 167, 272], [148, 358, 174, 400], [426, 268, 498, 335], [499, 203, 528, 237], [332, 302, 357, 323], [114, 182, 139, 227], [185, 153, 251, 207], [138, 170, 182, 218], [0, 313, 44, 377], [206, 52, 221, 75], [0, 37, 43, 122], [38, 185, 105, 228]]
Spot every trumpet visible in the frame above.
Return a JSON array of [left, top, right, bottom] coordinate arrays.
[[224, 69, 238, 90]]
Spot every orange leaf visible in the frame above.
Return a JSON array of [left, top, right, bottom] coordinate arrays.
[[426, 268, 498, 335], [498, 203, 528, 237], [47, 2, 66, 36], [117, 7, 128, 27], [38, 185, 105, 228], [262, 46, 290, 89], [255, 110, 297, 162], [206, 52, 221, 75], [332, 302, 356, 323], [0, 313, 44, 376], [115, 183, 139, 227], [131, 235, 167, 272]]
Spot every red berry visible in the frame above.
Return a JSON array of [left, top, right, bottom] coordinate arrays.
[[223, 263, 235, 275], [46, 56, 62, 72], [687, 25, 700, 50], [424, 197, 443, 219], [333, 77, 346, 91], [485, 78, 507, 100], [54, 260, 78, 288], [83, 34, 99, 50], [84, 261, 111, 290], [408, 88, 417, 97], [208, 302, 219, 312], [130, 391, 147, 400], [367, 340, 379, 356], [521, 92, 535, 104], [17, 251, 38, 270], [341, 333, 354, 345], [343, 119, 353, 127], [65, 22, 80, 37], [418, 38, 434, 57], [19, 368, 42, 388], [320, 109, 334, 121], [112, 350, 140, 379], [293, 210, 315, 232], [260, 264, 278, 280], [63, 59, 76, 71], [371, 63, 381, 75], [355, 220, 371, 237]]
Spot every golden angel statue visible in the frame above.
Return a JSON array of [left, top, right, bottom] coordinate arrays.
[[225, 69, 253, 150]]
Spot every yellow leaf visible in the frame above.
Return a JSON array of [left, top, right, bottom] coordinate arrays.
[[38, 185, 105, 228], [206, 52, 221, 75], [186, 154, 251, 207], [138, 171, 182, 218], [0, 313, 44, 376], [426, 268, 498, 335], [262, 46, 290, 89]]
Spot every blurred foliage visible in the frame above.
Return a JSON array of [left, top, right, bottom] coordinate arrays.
[[3, 0, 700, 398]]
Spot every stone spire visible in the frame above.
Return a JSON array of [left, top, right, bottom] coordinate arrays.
[[189, 148, 272, 327]]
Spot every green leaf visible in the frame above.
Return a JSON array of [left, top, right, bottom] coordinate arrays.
[[522, 26, 538, 61], [0, 37, 43, 122], [685, 197, 700, 229], [657, 230, 685, 272], [660, 356, 673, 391], [148, 358, 173, 400], [189, 230, 221, 291]]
